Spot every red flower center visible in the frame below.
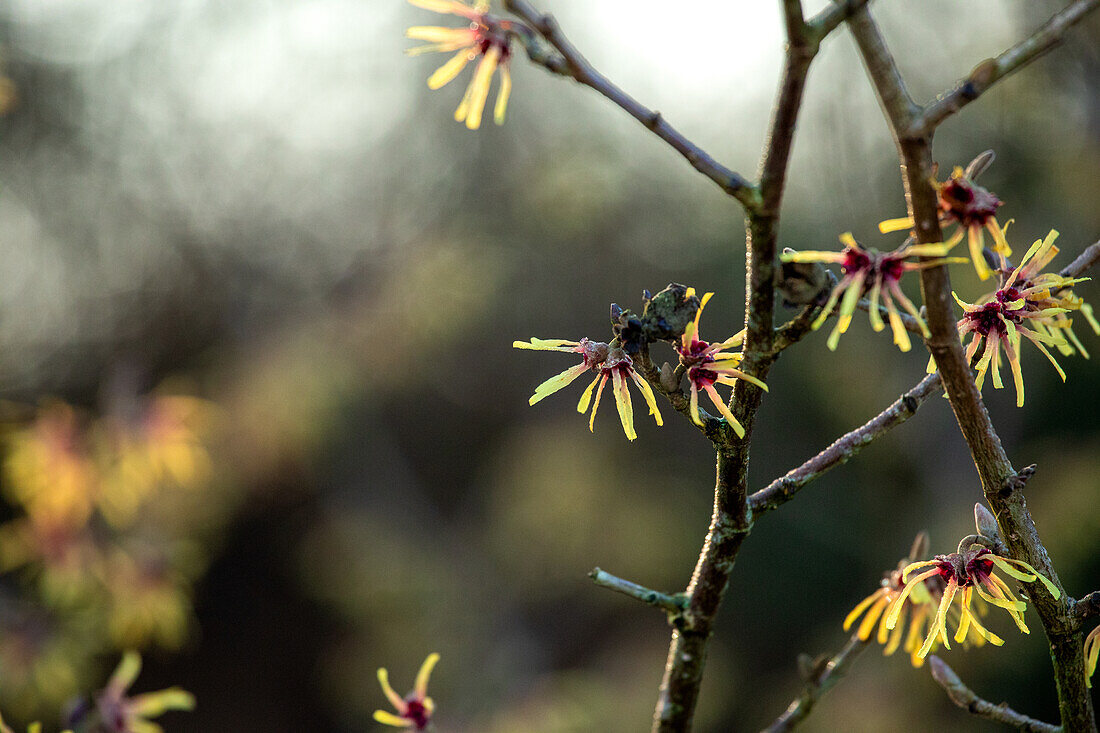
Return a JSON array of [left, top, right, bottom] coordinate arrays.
[[404, 699, 431, 730], [938, 178, 1001, 227], [965, 302, 1011, 336]]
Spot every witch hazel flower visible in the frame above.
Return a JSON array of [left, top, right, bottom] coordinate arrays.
[[375, 653, 440, 730], [405, 0, 514, 130], [72, 651, 195, 733], [513, 337, 663, 441], [885, 546, 1059, 661], [782, 233, 963, 352], [949, 232, 1078, 407], [990, 228, 1098, 359], [844, 556, 942, 668], [879, 166, 1010, 280], [675, 292, 765, 437]]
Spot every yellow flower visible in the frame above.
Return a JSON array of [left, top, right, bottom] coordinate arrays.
[[879, 166, 1010, 280], [885, 546, 1059, 661], [406, 0, 513, 129], [374, 653, 439, 730], [85, 652, 195, 733], [674, 292, 765, 437], [950, 232, 1081, 407], [782, 233, 962, 352], [3, 403, 97, 531], [988, 228, 1098, 359], [1086, 625, 1099, 689], [513, 337, 663, 441]]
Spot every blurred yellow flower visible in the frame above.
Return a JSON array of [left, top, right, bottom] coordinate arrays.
[[375, 653, 439, 730], [87, 652, 195, 733], [406, 0, 514, 129], [4, 403, 97, 530]]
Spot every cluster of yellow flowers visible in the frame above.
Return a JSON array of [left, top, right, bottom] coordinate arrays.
[[783, 166, 1097, 407], [0, 392, 218, 716]]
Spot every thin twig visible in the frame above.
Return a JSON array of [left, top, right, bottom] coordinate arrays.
[[1061, 240, 1100, 280], [807, 0, 872, 42], [749, 372, 942, 516], [761, 634, 869, 733], [589, 568, 688, 617], [928, 656, 1061, 733], [773, 304, 822, 354], [911, 0, 1100, 136], [1074, 591, 1100, 622], [504, 0, 761, 210], [847, 6, 1096, 730]]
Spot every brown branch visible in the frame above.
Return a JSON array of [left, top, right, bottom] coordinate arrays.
[[807, 0, 872, 42], [911, 0, 1100, 136], [761, 634, 870, 733], [928, 656, 1061, 733], [1074, 591, 1100, 622], [1061, 240, 1100, 280], [749, 372, 942, 516], [652, 10, 820, 730], [504, 0, 761, 210], [847, 6, 1095, 730]]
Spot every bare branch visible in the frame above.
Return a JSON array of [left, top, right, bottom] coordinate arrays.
[[750, 372, 942, 516], [911, 0, 1100, 136], [1061, 240, 1100, 280], [846, 7, 920, 129], [928, 656, 1060, 733], [504, 0, 760, 210], [781, 0, 810, 47], [808, 0, 872, 42], [1074, 591, 1100, 622], [762, 634, 869, 733], [589, 567, 688, 617]]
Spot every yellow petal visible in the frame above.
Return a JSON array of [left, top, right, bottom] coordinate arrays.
[[577, 373, 602, 414], [377, 668, 407, 714], [415, 653, 440, 698], [407, 26, 473, 43], [529, 363, 589, 406], [630, 371, 664, 426], [705, 384, 743, 438], [878, 216, 914, 234], [968, 227, 992, 281], [611, 369, 636, 441], [588, 374, 607, 432], [843, 588, 886, 632], [493, 64, 512, 126], [428, 48, 474, 89], [462, 45, 500, 130], [373, 710, 414, 728]]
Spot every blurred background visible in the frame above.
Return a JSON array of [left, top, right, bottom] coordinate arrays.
[[0, 0, 1097, 730]]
